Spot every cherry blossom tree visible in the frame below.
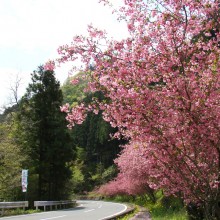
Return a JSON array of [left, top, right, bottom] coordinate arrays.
[[56, 0, 220, 218], [98, 141, 156, 202]]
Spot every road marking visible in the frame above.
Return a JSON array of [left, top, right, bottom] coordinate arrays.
[[98, 204, 102, 208], [98, 203, 127, 220], [84, 209, 95, 213], [40, 215, 66, 220]]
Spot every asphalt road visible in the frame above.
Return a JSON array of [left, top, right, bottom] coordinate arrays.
[[1, 200, 128, 220]]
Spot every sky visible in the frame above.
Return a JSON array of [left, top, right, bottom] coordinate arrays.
[[0, 0, 127, 110]]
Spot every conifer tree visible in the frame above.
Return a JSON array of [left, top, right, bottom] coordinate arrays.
[[18, 66, 74, 201]]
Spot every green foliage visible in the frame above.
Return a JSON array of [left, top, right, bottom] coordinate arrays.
[[68, 147, 86, 193], [148, 195, 188, 220], [0, 114, 24, 201], [76, 146, 87, 161], [105, 194, 136, 203], [61, 72, 87, 105], [101, 165, 117, 183], [150, 208, 188, 220], [61, 75, 124, 194], [70, 109, 122, 190], [0, 105, 19, 123]]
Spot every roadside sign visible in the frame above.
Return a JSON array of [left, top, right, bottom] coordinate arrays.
[[21, 169, 28, 192]]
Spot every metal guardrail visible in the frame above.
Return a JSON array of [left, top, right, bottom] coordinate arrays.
[[0, 201, 28, 215], [34, 200, 76, 211]]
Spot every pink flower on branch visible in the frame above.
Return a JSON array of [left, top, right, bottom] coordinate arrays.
[[65, 104, 87, 127], [44, 60, 55, 71], [70, 78, 79, 85], [60, 103, 70, 113]]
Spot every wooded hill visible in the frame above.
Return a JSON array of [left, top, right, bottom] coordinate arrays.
[[0, 67, 124, 204]]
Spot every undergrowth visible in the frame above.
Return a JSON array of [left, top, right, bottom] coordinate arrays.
[[1, 208, 41, 217], [103, 191, 188, 220]]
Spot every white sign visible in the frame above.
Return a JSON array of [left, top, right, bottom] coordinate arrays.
[[21, 169, 28, 192]]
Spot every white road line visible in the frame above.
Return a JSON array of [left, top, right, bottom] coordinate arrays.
[[84, 209, 95, 213], [40, 215, 66, 220], [98, 204, 102, 208], [98, 204, 127, 220]]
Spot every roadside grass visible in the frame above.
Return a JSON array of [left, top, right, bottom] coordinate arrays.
[[150, 208, 188, 220], [148, 202, 188, 220], [102, 191, 188, 220], [1, 208, 41, 217], [147, 192, 188, 220], [116, 207, 138, 220]]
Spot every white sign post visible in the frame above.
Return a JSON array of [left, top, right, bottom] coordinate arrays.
[[21, 169, 28, 193]]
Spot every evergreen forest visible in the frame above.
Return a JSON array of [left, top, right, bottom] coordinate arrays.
[[0, 67, 123, 206]]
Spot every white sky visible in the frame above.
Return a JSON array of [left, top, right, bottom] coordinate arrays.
[[0, 0, 127, 110]]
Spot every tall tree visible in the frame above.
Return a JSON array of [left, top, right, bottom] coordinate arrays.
[[17, 66, 74, 201]]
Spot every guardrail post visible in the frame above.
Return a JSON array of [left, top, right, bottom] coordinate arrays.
[[33, 200, 76, 211]]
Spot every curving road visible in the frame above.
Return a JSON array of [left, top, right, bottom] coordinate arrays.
[[0, 200, 127, 220]]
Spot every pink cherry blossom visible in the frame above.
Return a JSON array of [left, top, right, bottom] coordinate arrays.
[[70, 78, 79, 85], [44, 60, 55, 71], [56, 0, 220, 217]]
